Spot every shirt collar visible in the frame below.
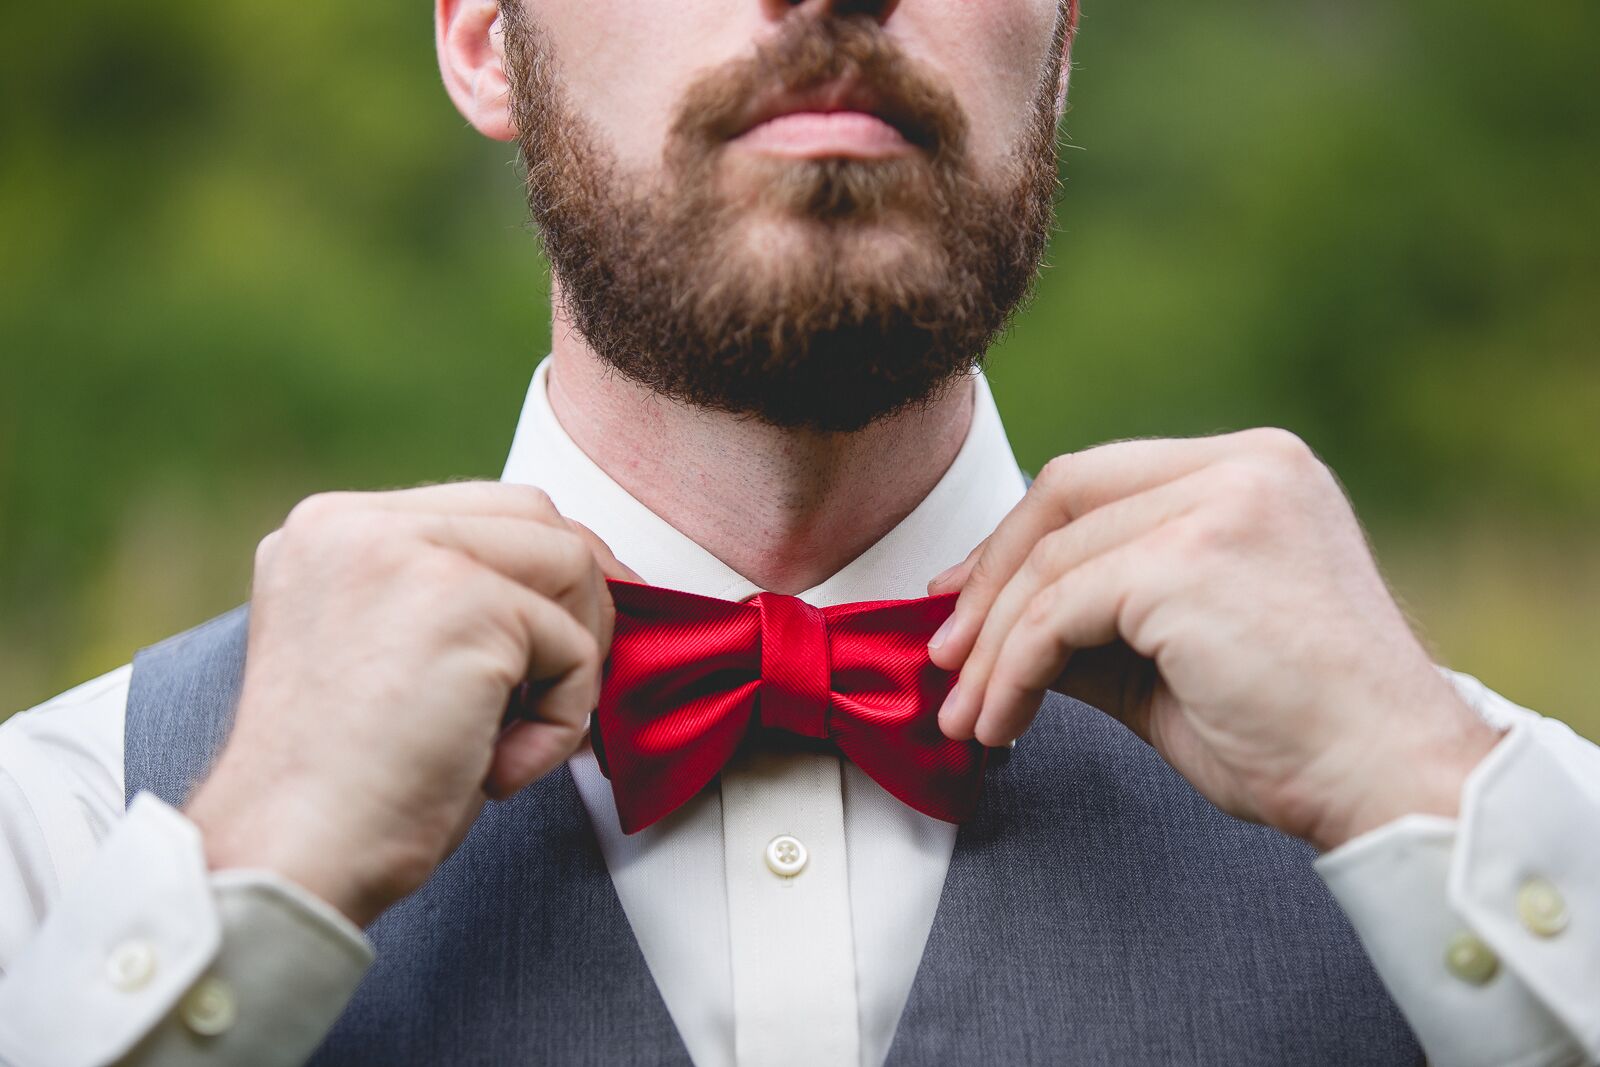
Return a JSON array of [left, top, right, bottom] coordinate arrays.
[[500, 356, 1027, 607]]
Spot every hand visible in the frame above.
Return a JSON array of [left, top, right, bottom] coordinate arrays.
[[928, 429, 1502, 851], [185, 482, 638, 926]]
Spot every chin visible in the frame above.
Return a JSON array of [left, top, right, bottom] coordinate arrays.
[[723, 210, 951, 297]]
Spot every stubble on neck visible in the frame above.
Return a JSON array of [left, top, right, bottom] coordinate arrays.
[[545, 283, 976, 594]]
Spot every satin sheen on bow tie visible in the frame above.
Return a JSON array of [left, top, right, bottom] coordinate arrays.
[[585, 579, 990, 835]]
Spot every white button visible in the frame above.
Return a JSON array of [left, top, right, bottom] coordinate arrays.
[[1444, 931, 1499, 986], [1517, 877, 1569, 937], [765, 834, 808, 877], [106, 939, 157, 992], [179, 976, 238, 1037]]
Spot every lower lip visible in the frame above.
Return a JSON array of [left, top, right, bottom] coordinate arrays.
[[734, 111, 912, 159]]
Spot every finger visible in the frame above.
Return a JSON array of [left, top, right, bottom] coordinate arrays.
[[961, 463, 1212, 665], [934, 467, 1212, 739], [561, 517, 633, 656], [485, 589, 604, 798], [486, 719, 583, 800], [1050, 642, 1160, 742], [306, 481, 567, 525], [927, 536, 987, 595], [969, 546, 1142, 746], [564, 517, 642, 583], [254, 529, 285, 572], [414, 516, 606, 641], [930, 433, 1269, 672]]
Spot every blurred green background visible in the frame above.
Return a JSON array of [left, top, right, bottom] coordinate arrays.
[[2, 1, 1595, 736]]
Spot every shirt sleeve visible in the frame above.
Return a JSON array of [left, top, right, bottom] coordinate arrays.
[[0, 671, 374, 1067], [1316, 669, 1600, 1067]]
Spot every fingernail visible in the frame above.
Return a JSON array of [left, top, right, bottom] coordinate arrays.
[[929, 561, 961, 588], [938, 681, 964, 732], [928, 615, 954, 651]]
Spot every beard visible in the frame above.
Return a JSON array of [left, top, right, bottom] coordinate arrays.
[[499, 7, 1064, 433]]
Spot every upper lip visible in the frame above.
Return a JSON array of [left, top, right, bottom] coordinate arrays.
[[732, 79, 928, 149]]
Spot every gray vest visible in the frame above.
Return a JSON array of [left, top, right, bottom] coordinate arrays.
[[126, 606, 1421, 1066]]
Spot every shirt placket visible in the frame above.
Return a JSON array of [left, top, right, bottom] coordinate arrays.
[[721, 746, 861, 1066]]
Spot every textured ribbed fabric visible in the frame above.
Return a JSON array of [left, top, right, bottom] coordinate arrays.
[[586, 580, 983, 834], [127, 607, 1421, 1065]]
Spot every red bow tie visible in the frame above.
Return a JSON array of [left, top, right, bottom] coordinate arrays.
[[588, 579, 990, 834]]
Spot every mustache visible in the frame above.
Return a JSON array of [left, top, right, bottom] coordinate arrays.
[[670, 15, 969, 166]]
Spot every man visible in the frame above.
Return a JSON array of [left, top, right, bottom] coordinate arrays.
[[0, 0, 1594, 1064]]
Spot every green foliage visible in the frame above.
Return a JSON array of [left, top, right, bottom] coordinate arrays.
[[2, 1, 1596, 736]]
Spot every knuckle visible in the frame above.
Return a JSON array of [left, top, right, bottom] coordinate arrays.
[[321, 512, 398, 561], [474, 602, 540, 685], [1156, 511, 1228, 562], [478, 652, 522, 696], [967, 616, 1007, 669], [517, 485, 558, 520], [409, 545, 476, 591], [962, 547, 999, 590], [962, 557, 1011, 607], [1246, 426, 1317, 469], [279, 499, 405, 571], [1021, 527, 1066, 580], [572, 629, 604, 673], [253, 529, 283, 571], [1210, 459, 1277, 505], [1018, 540, 1047, 580], [283, 492, 349, 532], [1035, 453, 1074, 491], [545, 529, 594, 592], [282, 495, 385, 550], [482, 605, 533, 674], [1023, 582, 1058, 627], [961, 623, 992, 667]]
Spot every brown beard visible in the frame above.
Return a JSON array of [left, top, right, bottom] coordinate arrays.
[[499, 7, 1065, 433]]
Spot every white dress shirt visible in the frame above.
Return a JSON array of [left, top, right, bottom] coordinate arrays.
[[0, 357, 1596, 1067]]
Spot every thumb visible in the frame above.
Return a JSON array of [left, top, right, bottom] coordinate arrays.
[[565, 518, 642, 583], [1050, 640, 1158, 744], [484, 715, 589, 800]]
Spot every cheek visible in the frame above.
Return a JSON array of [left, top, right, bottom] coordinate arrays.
[[531, 0, 1060, 174], [899, 0, 1060, 170], [534, 1, 768, 171]]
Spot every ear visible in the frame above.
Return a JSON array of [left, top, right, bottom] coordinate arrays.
[[437, 0, 516, 142]]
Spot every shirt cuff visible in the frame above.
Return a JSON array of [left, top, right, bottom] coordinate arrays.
[[1316, 718, 1597, 1066], [1450, 717, 1600, 1058], [0, 791, 373, 1067]]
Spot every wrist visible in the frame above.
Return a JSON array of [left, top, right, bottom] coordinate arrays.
[[186, 769, 402, 928], [1307, 687, 1503, 852]]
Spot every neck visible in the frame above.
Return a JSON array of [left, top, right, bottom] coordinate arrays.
[[545, 300, 975, 595]]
